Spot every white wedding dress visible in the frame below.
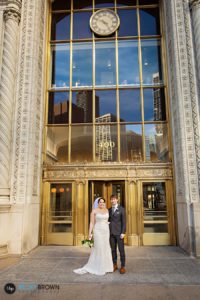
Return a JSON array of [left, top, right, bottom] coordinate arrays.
[[73, 213, 113, 276]]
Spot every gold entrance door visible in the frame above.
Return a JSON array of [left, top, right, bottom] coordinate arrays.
[[89, 181, 125, 210], [141, 181, 175, 246], [45, 183, 73, 245]]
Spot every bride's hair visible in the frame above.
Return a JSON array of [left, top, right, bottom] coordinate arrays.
[[98, 197, 105, 203]]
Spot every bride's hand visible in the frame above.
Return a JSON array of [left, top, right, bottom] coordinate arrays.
[[88, 234, 93, 240]]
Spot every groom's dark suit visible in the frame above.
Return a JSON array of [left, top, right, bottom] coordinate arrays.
[[109, 205, 126, 267]]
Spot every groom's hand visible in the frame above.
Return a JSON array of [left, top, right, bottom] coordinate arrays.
[[120, 234, 125, 239]]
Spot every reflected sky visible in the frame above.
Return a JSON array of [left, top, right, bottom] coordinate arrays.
[[118, 40, 139, 85], [119, 89, 141, 122], [95, 41, 116, 86], [73, 12, 92, 39], [124, 124, 142, 135], [51, 44, 70, 88], [118, 9, 137, 37], [140, 8, 160, 36], [141, 39, 162, 85], [95, 90, 116, 121], [51, 13, 70, 40], [72, 43, 92, 87]]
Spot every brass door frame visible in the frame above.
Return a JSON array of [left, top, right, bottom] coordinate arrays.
[[139, 179, 176, 246], [42, 181, 75, 245]]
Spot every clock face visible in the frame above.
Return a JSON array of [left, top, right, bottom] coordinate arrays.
[[90, 9, 120, 36]]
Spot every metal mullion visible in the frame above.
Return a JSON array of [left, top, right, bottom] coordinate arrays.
[[68, 3, 73, 163], [137, 5, 145, 163], [115, 4, 120, 162], [92, 0, 95, 162]]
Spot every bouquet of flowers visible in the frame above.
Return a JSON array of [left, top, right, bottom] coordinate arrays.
[[81, 239, 94, 248]]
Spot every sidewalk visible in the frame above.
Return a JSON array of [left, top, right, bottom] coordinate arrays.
[[0, 246, 200, 300]]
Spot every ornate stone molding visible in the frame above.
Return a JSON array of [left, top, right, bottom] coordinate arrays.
[[189, 0, 200, 10], [0, 0, 21, 194], [4, 7, 21, 23]]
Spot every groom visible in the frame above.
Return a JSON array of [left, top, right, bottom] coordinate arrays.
[[109, 194, 126, 274]]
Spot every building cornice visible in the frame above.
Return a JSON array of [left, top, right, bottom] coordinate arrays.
[[189, 0, 200, 10]]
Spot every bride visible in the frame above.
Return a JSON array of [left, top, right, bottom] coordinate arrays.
[[73, 197, 113, 275]]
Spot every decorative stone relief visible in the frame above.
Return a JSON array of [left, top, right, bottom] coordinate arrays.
[[0, 0, 21, 196], [189, 0, 200, 9], [163, 0, 199, 202], [10, 0, 47, 203]]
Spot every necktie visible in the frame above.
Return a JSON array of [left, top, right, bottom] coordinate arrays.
[[112, 207, 115, 215]]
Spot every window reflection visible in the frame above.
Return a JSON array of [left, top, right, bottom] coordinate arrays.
[[73, 12, 92, 39], [120, 125, 142, 161], [95, 0, 114, 8], [145, 124, 168, 162], [73, 0, 93, 9], [117, 0, 136, 6], [51, 44, 70, 88], [52, 0, 71, 11], [119, 89, 141, 122], [118, 9, 137, 37], [95, 41, 116, 86], [95, 90, 116, 122], [71, 126, 93, 162], [48, 92, 69, 124], [144, 88, 166, 121], [95, 125, 117, 161], [51, 13, 70, 40], [46, 127, 68, 164], [72, 90, 93, 123], [143, 182, 168, 233], [141, 40, 162, 85], [72, 43, 92, 87], [140, 8, 160, 36], [118, 40, 139, 86]]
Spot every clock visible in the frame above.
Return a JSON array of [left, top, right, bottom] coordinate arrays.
[[90, 9, 120, 36]]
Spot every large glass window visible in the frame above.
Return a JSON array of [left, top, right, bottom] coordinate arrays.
[[47, 1, 169, 164]]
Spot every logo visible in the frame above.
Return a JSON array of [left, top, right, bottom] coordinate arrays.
[[4, 283, 16, 294]]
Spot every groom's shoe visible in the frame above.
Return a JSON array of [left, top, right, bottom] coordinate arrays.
[[120, 267, 126, 274], [113, 264, 118, 272]]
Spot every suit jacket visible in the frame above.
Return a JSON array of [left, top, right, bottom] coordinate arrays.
[[109, 205, 126, 235]]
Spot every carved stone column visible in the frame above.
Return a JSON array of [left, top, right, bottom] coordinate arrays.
[[0, 0, 21, 202]]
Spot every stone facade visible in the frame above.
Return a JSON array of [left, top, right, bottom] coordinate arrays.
[[0, 0, 199, 256]]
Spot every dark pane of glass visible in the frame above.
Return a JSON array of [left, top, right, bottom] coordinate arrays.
[[95, 0, 114, 8], [52, 0, 71, 11], [73, 0, 93, 9], [119, 89, 141, 122], [140, 8, 160, 36], [48, 92, 69, 124], [118, 9, 137, 36], [51, 13, 70, 40], [118, 40, 139, 85], [73, 12, 92, 39], [95, 125, 118, 161], [72, 42, 92, 87], [95, 41, 116, 86], [72, 90, 93, 123], [144, 88, 166, 121], [120, 125, 143, 161], [51, 44, 70, 88], [71, 126, 93, 162], [143, 182, 167, 233], [49, 183, 72, 233], [95, 90, 117, 122], [117, 0, 136, 6], [141, 39, 162, 85], [139, 0, 159, 5], [145, 124, 169, 162], [46, 127, 68, 163]]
